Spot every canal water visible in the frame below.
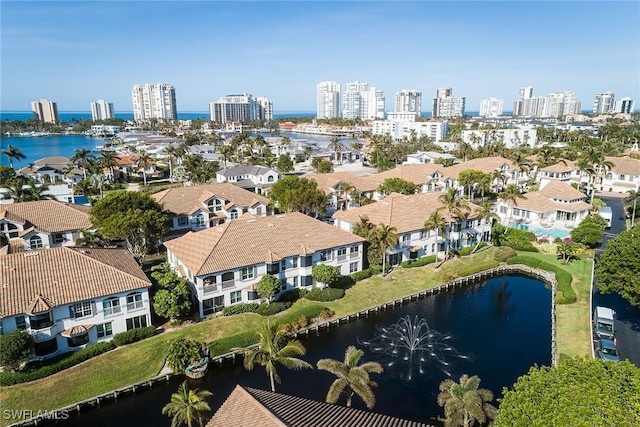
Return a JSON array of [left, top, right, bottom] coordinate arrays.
[[59, 274, 551, 426]]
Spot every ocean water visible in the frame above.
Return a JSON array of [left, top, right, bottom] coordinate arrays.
[[0, 111, 317, 122]]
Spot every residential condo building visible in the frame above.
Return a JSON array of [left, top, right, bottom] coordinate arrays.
[[131, 83, 177, 121], [90, 100, 114, 121], [479, 98, 504, 117], [432, 87, 465, 118], [513, 86, 545, 117], [209, 93, 272, 123], [543, 91, 582, 117], [394, 89, 422, 116], [613, 97, 635, 114], [593, 92, 615, 115], [316, 81, 341, 119], [31, 99, 59, 124], [342, 81, 385, 120]]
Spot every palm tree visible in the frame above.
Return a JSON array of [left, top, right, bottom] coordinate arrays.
[[26, 181, 54, 201], [472, 202, 498, 253], [328, 137, 344, 164], [2, 176, 30, 202], [626, 189, 640, 226], [438, 188, 470, 264], [98, 150, 119, 182], [437, 374, 497, 427], [337, 181, 356, 209], [164, 145, 180, 179], [424, 210, 447, 265], [498, 184, 526, 231], [1, 145, 26, 169], [70, 148, 96, 179], [352, 215, 375, 238], [233, 320, 312, 392], [317, 346, 383, 410], [135, 151, 154, 186], [375, 223, 398, 275], [161, 381, 212, 427]]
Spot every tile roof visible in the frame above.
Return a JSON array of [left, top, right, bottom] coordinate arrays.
[[152, 183, 269, 216], [444, 156, 514, 179], [539, 181, 587, 201], [0, 201, 92, 234], [333, 193, 481, 234], [207, 385, 433, 427], [164, 212, 365, 275], [500, 185, 591, 214], [539, 160, 577, 173], [217, 165, 276, 177], [369, 164, 447, 185], [607, 156, 640, 175], [308, 172, 380, 194], [0, 247, 151, 318]]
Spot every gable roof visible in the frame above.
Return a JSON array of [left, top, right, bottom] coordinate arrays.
[[333, 193, 480, 234], [152, 183, 270, 216], [444, 156, 514, 179], [539, 181, 587, 201], [0, 247, 151, 318], [0, 200, 91, 234], [164, 212, 364, 275], [207, 385, 433, 427], [369, 164, 446, 186], [606, 156, 640, 175], [217, 165, 277, 177], [308, 172, 380, 194]]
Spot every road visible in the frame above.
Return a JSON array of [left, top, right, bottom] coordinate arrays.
[[593, 195, 640, 366]]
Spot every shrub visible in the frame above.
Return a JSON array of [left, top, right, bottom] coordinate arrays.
[[0, 342, 115, 386], [506, 256, 576, 304], [493, 246, 517, 262], [256, 301, 292, 316], [0, 330, 34, 371], [350, 268, 376, 282], [166, 338, 202, 372], [316, 308, 336, 321], [400, 255, 437, 269], [277, 305, 327, 325], [277, 288, 308, 302], [304, 287, 345, 302], [222, 303, 260, 316], [112, 326, 156, 347], [312, 264, 341, 287], [332, 275, 356, 289], [458, 246, 473, 256]]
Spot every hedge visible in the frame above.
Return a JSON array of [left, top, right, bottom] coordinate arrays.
[[256, 301, 292, 316], [0, 342, 116, 386], [207, 331, 257, 356], [506, 256, 577, 304], [222, 303, 260, 316], [112, 326, 157, 347], [493, 246, 518, 262], [349, 265, 382, 282], [277, 288, 309, 302], [401, 255, 437, 269], [303, 287, 345, 302], [454, 260, 501, 278]]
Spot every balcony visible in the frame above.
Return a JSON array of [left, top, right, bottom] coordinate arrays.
[[349, 252, 359, 259], [203, 284, 218, 294], [337, 254, 347, 262], [221, 280, 235, 290], [266, 264, 280, 275], [29, 323, 63, 342]]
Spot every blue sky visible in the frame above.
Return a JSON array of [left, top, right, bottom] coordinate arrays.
[[2, 1, 639, 113]]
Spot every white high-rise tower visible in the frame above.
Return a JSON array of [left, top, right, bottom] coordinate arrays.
[[394, 89, 422, 115], [31, 99, 59, 124], [90, 100, 114, 121], [131, 83, 177, 121], [593, 92, 615, 115], [316, 81, 341, 119]]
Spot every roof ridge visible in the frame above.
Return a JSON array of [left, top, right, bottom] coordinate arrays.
[[68, 247, 150, 286], [236, 387, 287, 427], [195, 221, 233, 276]]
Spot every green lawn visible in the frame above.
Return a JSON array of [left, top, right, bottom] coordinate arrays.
[[0, 246, 592, 424]]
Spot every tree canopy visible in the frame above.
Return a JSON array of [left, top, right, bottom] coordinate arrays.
[[0, 330, 34, 371], [268, 175, 327, 216], [312, 264, 341, 287], [495, 357, 640, 426], [377, 177, 417, 195], [256, 275, 282, 302], [89, 190, 168, 260], [570, 214, 607, 248], [595, 229, 640, 306]]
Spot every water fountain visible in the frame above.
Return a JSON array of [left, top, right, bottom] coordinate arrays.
[[360, 315, 469, 380]]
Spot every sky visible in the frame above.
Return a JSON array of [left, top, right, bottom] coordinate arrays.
[[1, 0, 639, 113]]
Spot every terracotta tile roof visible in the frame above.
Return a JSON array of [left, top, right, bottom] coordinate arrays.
[[207, 385, 433, 427], [369, 164, 446, 185], [444, 156, 514, 179], [152, 183, 269, 216], [333, 193, 481, 234], [164, 212, 364, 276], [308, 172, 380, 194], [25, 294, 54, 315], [539, 181, 588, 201], [500, 187, 590, 214], [0, 201, 91, 234], [606, 156, 640, 175], [0, 247, 151, 318], [61, 324, 93, 338], [539, 160, 577, 173]]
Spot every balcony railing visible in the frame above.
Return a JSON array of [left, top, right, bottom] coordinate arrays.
[[350, 252, 359, 259], [29, 323, 63, 342], [221, 280, 235, 290], [337, 254, 347, 262], [203, 284, 218, 294], [127, 301, 144, 311]]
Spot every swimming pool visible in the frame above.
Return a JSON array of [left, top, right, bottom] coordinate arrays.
[[510, 222, 570, 239]]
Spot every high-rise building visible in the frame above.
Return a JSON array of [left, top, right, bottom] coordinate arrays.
[[394, 89, 422, 115], [90, 100, 114, 121], [432, 87, 465, 118], [542, 91, 582, 117], [479, 98, 504, 117], [131, 83, 177, 121], [513, 87, 546, 117], [342, 81, 385, 120], [593, 92, 616, 115], [209, 93, 272, 123], [613, 97, 635, 114], [519, 86, 533, 100], [316, 81, 341, 119], [31, 99, 59, 124]]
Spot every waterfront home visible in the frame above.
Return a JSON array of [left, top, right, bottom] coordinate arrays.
[[308, 171, 380, 211], [0, 247, 152, 360], [461, 125, 538, 149], [207, 385, 433, 427], [164, 212, 365, 318], [215, 165, 281, 195], [537, 160, 579, 186], [106, 154, 161, 183], [495, 180, 591, 233], [601, 156, 640, 193], [333, 192, 488, 265], [152, 183, 271, 238], [0, 200, 92, 251], [15, 156, 83, 184]]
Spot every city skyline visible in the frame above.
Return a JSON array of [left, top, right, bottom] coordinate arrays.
[[2, 1, 639, 113]]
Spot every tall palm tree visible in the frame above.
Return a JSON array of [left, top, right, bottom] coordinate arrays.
[[424, 210, 447, 264], [164, 145, 180, 179], [233, 320, 312, 392], [352, 215, 375, 238], [438, 187, 470, 265], [135, 151, 154, 186], [317, 346, 383, 410], [328, 137, 344, 164], [98, 150, 119, 181], [498, 184, 526, 231], [375, 223, 398, 275], [70, 148, 96, 179], [337, 181, 356, 209], [626, 189, 640, 226], [1, 145, 26, 169], [437, 374, 496, 427], [161, 381, 212, 427]]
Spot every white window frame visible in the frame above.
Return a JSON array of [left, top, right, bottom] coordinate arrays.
[[349, 262, 358, 273], [53, 233, 65, 244], [241, 266, 255, 281], [30, 235, 44, 250], [71, 301, 93, 319], [96, 322, 113, 338], [177, 216, 189, 226], [126, 293, 144, 311], [102, 298, 121, 316], [230, 290, 242, 304]]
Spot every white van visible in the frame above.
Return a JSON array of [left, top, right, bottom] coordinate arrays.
[[594, 306, 615, 339]]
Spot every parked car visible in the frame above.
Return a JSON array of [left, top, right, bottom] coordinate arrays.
[[598, 338, 620, 363]]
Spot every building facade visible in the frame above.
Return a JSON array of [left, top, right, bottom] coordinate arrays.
[[131, 83, 177, 121], [432, 88, 465, 118], [31, 99, 59, 124], [479, 98, 504, 117], [613, 97, 635, 114], [512, 86, 546, 117], [209, 93, 272, 123], [316, 81, 341, 119], [593, 92, 615, 115], [90, 100, 115, 121], [342, 81, 385, 120], [394, 89, 422, 115], [542, 91, 582, 117]]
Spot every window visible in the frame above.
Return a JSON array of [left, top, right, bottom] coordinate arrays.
[[499, 206, 507, 214], [337, 247, 347, 261], [349, 262, 359, 273], [281, 259, 287, 270], [194, 213, 206, 226], [466, 220, 474, 228], [292, 276, 299, 287], [241, 266, 255, 281], [126, 315, 148, 330], [177, 216, 188, 226], [402, 234, 410, 244], [70, 301, 93, 319], [53, 233, 65, 244], [292, 257, 298, 268], [230, 210, 239, 220], [67, 332, 89, 348], [103, 298, 121, 316], [29, 312, 53, 330], [97, 322, 113, 338], [320, 250, 333, 261], [230, 291, 242, 304], [30, 236, 43, 250], [208, 198, 223, 212], [420, 230, 428, 240], [126, 293, 144, 310], [268, 175, 274, 182], [5, 223, 19, 239], [350, 245, 359, 258], [34, 337, 58, 356], [15, 315, 27, 330]]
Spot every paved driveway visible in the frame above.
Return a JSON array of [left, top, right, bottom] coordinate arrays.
[[593, 195, 640, 366]]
